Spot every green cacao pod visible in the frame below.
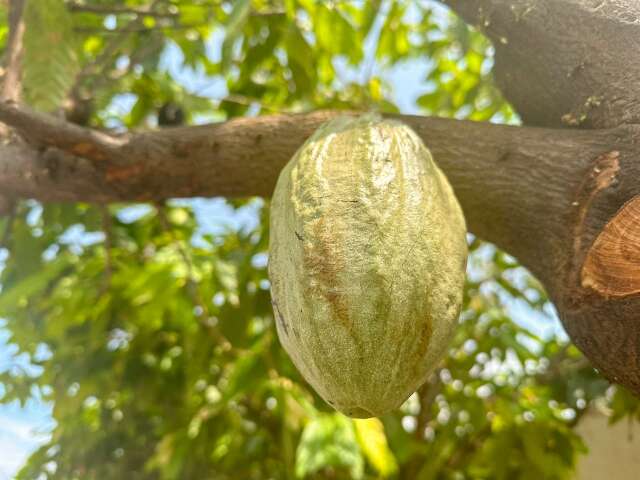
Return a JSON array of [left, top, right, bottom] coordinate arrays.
[[269, 114, 467, 418]]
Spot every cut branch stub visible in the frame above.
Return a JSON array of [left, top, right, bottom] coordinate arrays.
[[581, 196, 640, 297]]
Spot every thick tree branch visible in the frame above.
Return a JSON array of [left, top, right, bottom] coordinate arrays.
[[1, 0, 640, 398], [439, 0, 640, 396], [0, 105, 637, 285], [2, 107, 640, 394], [442, 0, 640, 129]]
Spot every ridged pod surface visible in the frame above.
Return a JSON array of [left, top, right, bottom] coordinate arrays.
[[269, 114, 467, 418]]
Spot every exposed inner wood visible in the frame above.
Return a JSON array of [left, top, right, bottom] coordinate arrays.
[[582, 196, 640, 297]]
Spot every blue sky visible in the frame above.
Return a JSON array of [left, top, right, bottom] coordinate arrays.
[[0, 2, 567, 476], [0, 400, 52, 479]]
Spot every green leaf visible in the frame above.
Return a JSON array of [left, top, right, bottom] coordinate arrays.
[[295, 414, 364, 479], [0, 256, 69, 314], [357, 0, 382, 38], [221, 335, 270, 403], [376, 1, 410, 62], [179, 5, 207, 25], [354, 418, 398, 477], [221, 0, 252, 70], [0, 4, 8, 48], [285, 25, 315, 95], [314, 4, 361, 63]]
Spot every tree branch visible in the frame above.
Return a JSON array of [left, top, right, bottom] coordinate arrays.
[[441, 0, 640, 129], [99, 204, 113, 293], [0, 203, 17, 249], [73, 23, 207, 34], [2, 104, 640, 398], [415, 372, 442, 439], [67, 2, 179, 18], [1, 0, 27, 104], [439, 0, 640, 397], [0, 0, 636, 401], [0, 105, 637, 285], [0, 101, 126, 161], [0, 0, 28, 211]]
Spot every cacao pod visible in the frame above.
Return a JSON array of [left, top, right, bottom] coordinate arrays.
[[269, 114, 467, 418]]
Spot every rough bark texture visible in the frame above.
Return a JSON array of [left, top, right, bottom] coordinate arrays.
[[443, 0, 640, 393], [443, 0, 640, 129], [1, 0, 640, 394]]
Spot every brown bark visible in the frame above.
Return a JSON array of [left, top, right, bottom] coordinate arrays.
[[1, 0, 640, 394], [441, 0, 640, 395], [0, 0, 26, 105], [0, 0, 27, 213], [443, 0, 640, 129]]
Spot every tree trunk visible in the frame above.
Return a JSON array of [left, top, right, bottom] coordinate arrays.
[[1, 0, 640, 394], [442, 0, 640, 393]]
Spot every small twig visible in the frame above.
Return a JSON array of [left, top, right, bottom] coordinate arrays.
[[73, 22, 208, 33], [67, 2, 179, 18], [74, 30, 130, 82], [415, 371, 442, 439], [219, 93, 290, 114], [75, 32, 129, 80], [0, 101, 126, 162], [251, 9, 286, 17], [0, 0, 27, 137], [1, 0, 26, 102], [100, 204, 113, 293], [0, 201, 17, 250], [67, 0, 279, 21]]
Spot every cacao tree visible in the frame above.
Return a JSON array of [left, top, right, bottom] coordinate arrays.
[[1, 0, 640, 478]]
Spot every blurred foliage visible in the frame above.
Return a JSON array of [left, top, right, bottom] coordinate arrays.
[[0, 0, 639, 479], [22, 0, 80, 111]]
